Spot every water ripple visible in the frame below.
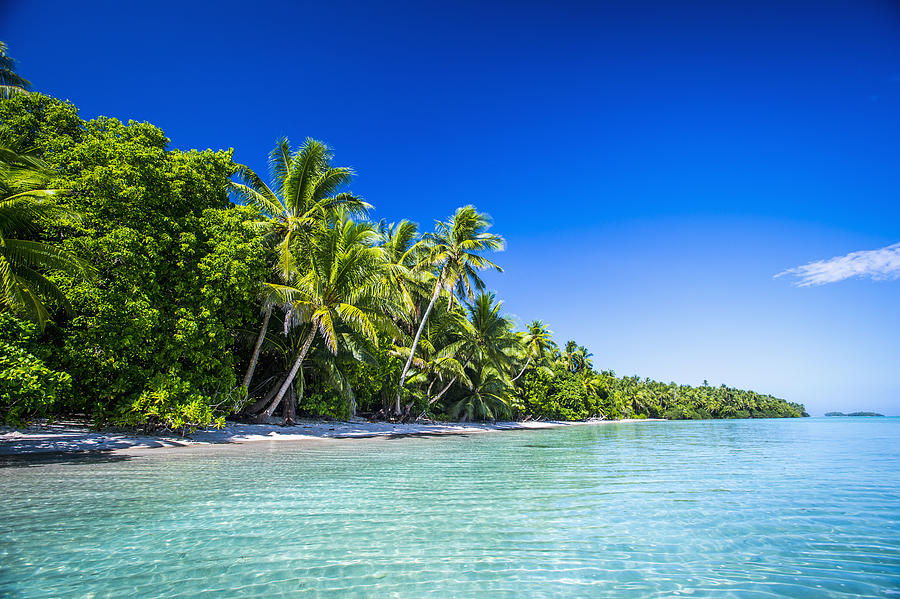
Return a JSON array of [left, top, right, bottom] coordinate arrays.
[[2, 418, 899, 597]]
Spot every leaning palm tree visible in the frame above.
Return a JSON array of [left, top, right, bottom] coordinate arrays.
[[394, 206, 503, 413], [392, 336, 470, 414], [0, 145, 93, 329], [250, 217, 393, 424], [511, 320, 556, 382], [560, 340, 576, 372], [230, 137, 370, 390], [0, 42, 31, 98], [414, 292, 516, 418]]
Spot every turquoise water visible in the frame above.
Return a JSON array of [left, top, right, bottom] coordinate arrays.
[[2, 418, 899, 598]]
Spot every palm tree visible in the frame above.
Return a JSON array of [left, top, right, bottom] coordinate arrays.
[[417, 292, 516, 418], [511, 320, 556, 382], [462, 291, 518, 374], [230, 137, 370, 390], [375, 219, 431, 324], [0, 145, 93, 329], [576, 345, 594, 372], [251, 217, 392, 424], [560, 340, 578, 372], [391, 336, 470, 416], [560, 341, 593, 373], [448, 367, 511, 422], [0, 42, 31, 98], [394, 206, 503, 413]]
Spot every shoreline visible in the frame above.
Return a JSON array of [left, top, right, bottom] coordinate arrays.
[[0, 418, 662, 456]]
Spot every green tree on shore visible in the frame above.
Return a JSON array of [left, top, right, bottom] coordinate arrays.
[[249, 217, 393, 424], [511, 320, 556, 382], [395, 206, 503, 414], [229, 138, 370, 391]]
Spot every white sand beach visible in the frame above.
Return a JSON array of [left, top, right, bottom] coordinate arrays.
[[0, 418, 659, 455]]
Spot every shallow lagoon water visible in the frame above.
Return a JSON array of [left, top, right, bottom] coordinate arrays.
[[2, 418, 899, 598]]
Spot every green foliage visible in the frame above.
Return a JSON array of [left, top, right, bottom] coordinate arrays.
[[342, 339, 402, 414], [0, 312, 70, 424], [605, 375, 806, 420], [121, 373, 229, 433], [520, 366, 606, 421], [296, 389, 350, 420], [0, 93, 268, 428], [0, 92, 806, 429]]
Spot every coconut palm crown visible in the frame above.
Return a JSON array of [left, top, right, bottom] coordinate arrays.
[[229, 137, 371, 280], [394, 205, 504, 412], [511, 319, 557, 382], [232, 137, 371, 389]]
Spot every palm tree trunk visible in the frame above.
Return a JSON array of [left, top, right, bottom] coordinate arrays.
[[510, 356, 532, 383], [255, 327, 316, 423], [242, 304, 272, 389], [416, 374, 460, 421], [244, 373, 285, 416], [424, 353, 472, 411], [283, 384, 297, 426], [395, 279, 442, 414], [429, 375, 458, 406]]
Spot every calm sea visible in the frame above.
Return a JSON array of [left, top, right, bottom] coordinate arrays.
[[2, 418, 899, 598]]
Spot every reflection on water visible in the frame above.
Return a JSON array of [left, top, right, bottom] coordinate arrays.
[[1, 418, 899, 598]]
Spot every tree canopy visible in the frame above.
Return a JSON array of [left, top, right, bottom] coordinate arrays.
[[0, 92, 806, 429]]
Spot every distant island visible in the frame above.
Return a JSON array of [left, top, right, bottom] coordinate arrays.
[[824, 412, 884, 417]]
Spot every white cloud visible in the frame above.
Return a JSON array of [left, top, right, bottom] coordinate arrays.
[[776, 242, 900, 287]]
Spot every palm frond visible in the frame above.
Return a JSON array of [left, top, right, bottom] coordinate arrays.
[[287, 138, 329, 211], [228, 172, 282, 217], [316, 309, 337, 353], [2, 239, 96, 280], [268, 137, 293, 196], [335, 303, 377, 345], [14, 265, 73, 316]]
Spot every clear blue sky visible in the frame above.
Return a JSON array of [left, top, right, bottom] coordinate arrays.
[[3, 0, 899, 415]]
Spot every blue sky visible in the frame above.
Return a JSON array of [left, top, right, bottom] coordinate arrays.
[[3, 0, 899, 414]]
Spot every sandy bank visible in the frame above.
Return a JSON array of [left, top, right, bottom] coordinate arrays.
[[0, 418, 662, 456]]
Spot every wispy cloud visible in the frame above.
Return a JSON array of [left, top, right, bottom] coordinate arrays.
[[776, 242, 900, 287]]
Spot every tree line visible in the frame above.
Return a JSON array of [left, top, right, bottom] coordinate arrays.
[[0, 51, 806, 429]]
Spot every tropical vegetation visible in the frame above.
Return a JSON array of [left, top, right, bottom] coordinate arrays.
[[0, 49, 806, 429], [0, 42, 30, 99]]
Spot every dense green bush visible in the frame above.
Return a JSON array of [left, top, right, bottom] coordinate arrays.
[[121, 373, 233, 433], [0, 94, 268, 428], [0, 314, 71, 425], [296, 390, 350, 420], [520, 367, 608, 421]]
